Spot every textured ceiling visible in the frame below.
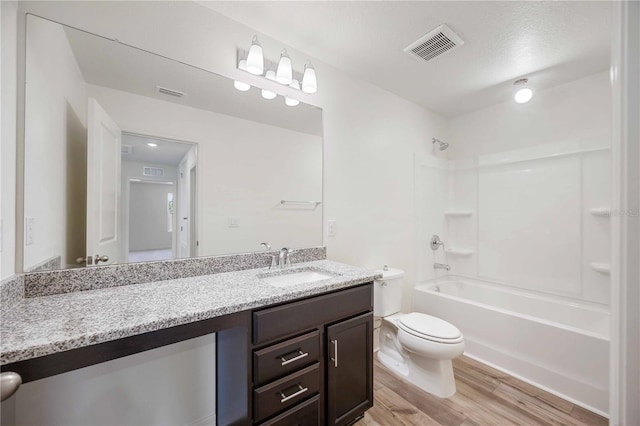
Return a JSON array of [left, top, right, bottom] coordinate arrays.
[[200, 1, 612, 117]]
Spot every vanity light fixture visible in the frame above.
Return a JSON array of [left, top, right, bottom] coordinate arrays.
[[301, 62, 317, 94], [236, 43, 318, 99], [234, 59, 251, 92], [246, 35, 264, 75], [285, 96, 300, 107], [276, 49, 293, 85], [261, 70, 277, 100], [285, 80, 301, 106], [513, 78, 533, 104]]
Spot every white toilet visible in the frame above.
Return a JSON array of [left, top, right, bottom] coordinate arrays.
[[374, 267, 465, 398]]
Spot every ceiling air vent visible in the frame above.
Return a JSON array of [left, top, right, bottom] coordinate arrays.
[[404, 24, 464, 63], [156, 86, 186, 98], [143, 167, 164, 177]]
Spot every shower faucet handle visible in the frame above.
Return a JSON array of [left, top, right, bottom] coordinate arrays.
[[430, 235, 445, 251]]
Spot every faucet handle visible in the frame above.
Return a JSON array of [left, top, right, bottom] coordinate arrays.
[[261, 242, 271, 251], [280, 247, 292, 268]]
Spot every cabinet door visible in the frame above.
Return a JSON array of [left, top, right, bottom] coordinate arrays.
[[326, 312, 373, 426]]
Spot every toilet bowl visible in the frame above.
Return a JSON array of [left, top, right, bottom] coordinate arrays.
[[374, 268, 465, 398]]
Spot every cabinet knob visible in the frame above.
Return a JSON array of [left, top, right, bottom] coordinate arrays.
[[1, 372, 22, 401]]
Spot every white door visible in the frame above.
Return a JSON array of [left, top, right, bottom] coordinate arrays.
[[178, 159, 190, 258], [86, 98, 122, 266]]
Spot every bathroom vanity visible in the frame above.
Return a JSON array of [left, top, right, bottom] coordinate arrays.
[[1, 259, 377, 425]]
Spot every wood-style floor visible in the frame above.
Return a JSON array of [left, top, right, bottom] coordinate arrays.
[[355, 356, 608, 426]]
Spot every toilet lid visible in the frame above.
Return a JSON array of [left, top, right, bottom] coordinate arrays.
[[397, 312, 462, 341]]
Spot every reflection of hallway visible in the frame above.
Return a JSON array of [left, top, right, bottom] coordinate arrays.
[[128, 249, 173, 263]]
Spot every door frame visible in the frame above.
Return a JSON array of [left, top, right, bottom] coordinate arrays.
[[609, 2, 640, 425]]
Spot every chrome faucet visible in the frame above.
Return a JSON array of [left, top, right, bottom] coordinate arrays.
[[261, 242, 279, 269], [434, 263, 450, 271], [279, 247, 292, 269]]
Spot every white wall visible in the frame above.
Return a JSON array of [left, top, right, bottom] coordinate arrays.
[[87, 84, 323, 256], [1, 1, 18, 279], [23, 16, 87, 271], [129, 182, 175, 252], [438, 72, 612, 305], [448, 72, 611, 160]]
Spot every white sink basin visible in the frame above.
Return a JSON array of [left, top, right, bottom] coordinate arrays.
[[260, 269, 335, 288]]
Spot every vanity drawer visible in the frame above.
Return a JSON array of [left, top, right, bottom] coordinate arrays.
[[259, 395, 320, 426], [254, 330, 320, 386], [254, 363, 320, 423], [253, 284, 372, 345]]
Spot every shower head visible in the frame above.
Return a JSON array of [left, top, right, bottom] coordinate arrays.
[[432, 138, 449, 151]]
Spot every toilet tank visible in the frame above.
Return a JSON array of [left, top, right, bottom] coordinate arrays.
[[373, 267, 405, 317]]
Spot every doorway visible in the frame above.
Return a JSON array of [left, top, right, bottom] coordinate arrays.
[[121, 133, 197, 262]]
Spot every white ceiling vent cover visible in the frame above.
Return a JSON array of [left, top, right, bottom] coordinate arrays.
[[156, 86, 186, 98], [143, 167, 165, 177], [404, 24, 464, 63]]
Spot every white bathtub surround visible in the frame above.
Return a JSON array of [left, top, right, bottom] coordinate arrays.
[[413, 276, 609, 415], [416, 135, 612, 306]]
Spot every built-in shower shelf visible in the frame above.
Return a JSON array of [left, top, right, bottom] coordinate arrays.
[[589, 262, 611, 275], [589, 208, 611, 217], [444, 210, 474, 217], [445, 248, 474, 256]]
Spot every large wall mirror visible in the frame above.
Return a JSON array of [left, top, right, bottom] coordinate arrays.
[[22, 15, 323, 272]]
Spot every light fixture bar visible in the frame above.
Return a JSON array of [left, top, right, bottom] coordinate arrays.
[[236, 48, 310, 98]]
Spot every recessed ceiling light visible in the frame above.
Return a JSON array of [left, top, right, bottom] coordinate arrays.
[[147, 142, 158, 147], [513, 78, 533, 104]]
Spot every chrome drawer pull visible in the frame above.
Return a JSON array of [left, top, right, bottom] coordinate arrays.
[[280, 349, 309, 366], [279, 384, 308, 403]]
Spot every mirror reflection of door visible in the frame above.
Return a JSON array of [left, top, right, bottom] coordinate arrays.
[[86, 98, 122, 266], [121, 133, 197, 263]]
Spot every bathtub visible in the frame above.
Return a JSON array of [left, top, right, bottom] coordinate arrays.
[[413, 275, 610, 416]]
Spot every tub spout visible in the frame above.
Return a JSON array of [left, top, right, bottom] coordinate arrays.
[[434, 263, 450, 271]]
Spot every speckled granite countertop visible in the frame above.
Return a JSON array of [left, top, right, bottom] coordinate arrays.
[[1, 260, 380, 365]]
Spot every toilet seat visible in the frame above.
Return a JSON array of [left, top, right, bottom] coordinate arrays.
[[397, 312, 463, 344]]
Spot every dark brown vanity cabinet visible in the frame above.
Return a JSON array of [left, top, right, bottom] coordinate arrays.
[[251, 284, 373, 425], [326, 313, 374, 426]]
